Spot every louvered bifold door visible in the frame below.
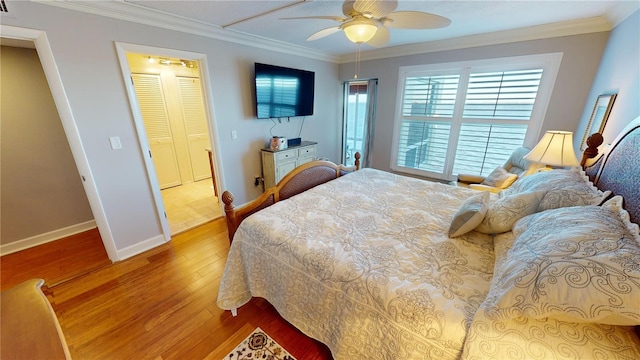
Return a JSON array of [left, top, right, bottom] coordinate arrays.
[[132, 73, 182, 189], [176, 77, 211, 181]]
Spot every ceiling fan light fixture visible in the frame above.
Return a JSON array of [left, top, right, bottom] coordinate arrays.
[[342, 19, 378, 43]]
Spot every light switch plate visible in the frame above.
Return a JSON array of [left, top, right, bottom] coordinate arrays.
[[109, 136, 122, 150]]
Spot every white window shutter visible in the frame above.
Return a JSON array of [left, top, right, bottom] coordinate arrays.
[[463, 69, 543, 120], [392, 54, 560, 179]]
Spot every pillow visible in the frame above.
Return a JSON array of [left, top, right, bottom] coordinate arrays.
[[502, 167, 609, 210], [481, 166, 518, 189], [537, 188, 609, 211], [483, 196, 640, 325], [475, 191, 546, 234], [448, 191, 490, 237]]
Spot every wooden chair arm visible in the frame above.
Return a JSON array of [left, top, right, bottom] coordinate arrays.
[[0, 279, 71, 360]]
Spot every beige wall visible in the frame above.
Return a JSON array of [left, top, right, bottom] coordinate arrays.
[[0, 46, 93, 245]]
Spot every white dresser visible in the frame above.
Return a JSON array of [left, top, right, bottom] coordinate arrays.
[[261, 141, 317, 189]]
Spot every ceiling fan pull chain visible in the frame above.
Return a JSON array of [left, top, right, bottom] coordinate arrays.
[[355, 42, 361, 79]]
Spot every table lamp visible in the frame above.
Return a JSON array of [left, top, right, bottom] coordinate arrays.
[[524, 130, 579, 168]]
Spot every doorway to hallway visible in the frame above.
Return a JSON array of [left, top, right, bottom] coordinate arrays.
[[118, 45, 224, 238]]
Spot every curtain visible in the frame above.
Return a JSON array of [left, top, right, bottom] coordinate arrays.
[[361, 78, 377, 168]]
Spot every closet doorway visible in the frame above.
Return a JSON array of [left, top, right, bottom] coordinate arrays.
[[121, 49, 223, 236]]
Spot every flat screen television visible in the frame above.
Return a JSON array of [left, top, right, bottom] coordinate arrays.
[[254, 63, 315, 119]]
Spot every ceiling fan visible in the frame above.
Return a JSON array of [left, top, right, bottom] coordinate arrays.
[[282, 0, 451, 47]]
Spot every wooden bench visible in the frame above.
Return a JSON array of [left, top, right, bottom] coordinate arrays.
[[1, 279, 71, 359]]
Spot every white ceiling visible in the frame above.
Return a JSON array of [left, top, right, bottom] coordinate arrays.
[[121, 0, 637, 56], [34, 0, 638, 62]]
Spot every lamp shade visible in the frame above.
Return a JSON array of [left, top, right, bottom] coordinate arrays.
[[524, 131, 579, 167], [342, 19, 378, 43]]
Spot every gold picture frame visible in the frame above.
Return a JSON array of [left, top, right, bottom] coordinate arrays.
[[581, 93, 617, 150]]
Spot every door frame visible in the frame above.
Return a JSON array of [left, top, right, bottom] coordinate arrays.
[[0, 25, 119, 260], [342, 78, 377, 167], [115, 42, 224, 240]]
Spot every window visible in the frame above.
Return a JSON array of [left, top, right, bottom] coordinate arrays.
[[392, 53, 562, 180]]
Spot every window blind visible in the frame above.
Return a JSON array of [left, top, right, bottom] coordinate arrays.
[[452, 123, 528, 176], [463, 69, 543, 120], [396, 74, 459, 175], [402, 75, 459, 117], [396, 120, 451, 173]]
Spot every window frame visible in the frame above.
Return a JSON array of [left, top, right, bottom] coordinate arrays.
[[390, 53, 564, 180]]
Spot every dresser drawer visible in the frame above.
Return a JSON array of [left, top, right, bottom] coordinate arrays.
[[275, 149, 296, 161], [298, 146, 315, 158]]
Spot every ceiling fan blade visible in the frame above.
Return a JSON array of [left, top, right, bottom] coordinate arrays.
[[353, 0, 398, 18], [307, 27, 341, 41], [384, 11, 451, 29], [281, 16, 347, 22], [366, 26, 389, 47]]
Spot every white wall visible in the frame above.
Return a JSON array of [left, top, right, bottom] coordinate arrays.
[[2, 2, 341, 254], [339, 32, 609, 172], [576, 10, 639, 149]]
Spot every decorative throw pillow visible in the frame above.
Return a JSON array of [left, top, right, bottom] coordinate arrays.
[[502, 167, 609, 209], [475, 191, 546, 234], [484, 197, 640, 325], [537, 188, 609, 211], [481, 166, 518, 189], [448, 191, 490, 237]]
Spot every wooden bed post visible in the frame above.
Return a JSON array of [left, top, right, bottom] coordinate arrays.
[[580, 132, 604, 168], [354, 152, 361, 170], [222, 191, 237, 243]]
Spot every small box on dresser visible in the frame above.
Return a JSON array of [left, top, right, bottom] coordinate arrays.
[[261, 141, 317, 189]]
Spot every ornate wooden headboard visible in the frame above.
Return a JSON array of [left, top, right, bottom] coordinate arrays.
[[222, 153, 360, 243], [591, 116, 640, 225]]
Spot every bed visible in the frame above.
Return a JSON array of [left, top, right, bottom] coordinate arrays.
[[217, 117, 640, 359]]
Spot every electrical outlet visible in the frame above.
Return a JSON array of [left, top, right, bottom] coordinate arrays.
[[254, 176, 261, 186]]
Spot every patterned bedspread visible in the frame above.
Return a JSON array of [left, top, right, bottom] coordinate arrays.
[[217, 168, 495, 359]]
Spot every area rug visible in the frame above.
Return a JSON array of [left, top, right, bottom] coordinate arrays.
[[224, 327, 297, 360]]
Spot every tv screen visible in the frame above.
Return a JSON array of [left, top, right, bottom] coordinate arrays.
[[254, 63, 315, 119]]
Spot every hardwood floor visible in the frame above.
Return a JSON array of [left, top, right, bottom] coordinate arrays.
[[0, 228, 110, 291], [1, 218, 332, 360]]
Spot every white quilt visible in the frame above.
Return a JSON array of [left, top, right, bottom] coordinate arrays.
[[217, 168, 495, 359]]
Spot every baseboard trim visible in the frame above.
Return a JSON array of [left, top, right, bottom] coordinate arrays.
[[1, 220, 97, 256], [115, 235, 166, 261]]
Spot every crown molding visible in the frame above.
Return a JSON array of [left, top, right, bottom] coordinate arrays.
[[339, 16, 613, 63], [31, 1, 630, 66], [33, 0, 340, 63]]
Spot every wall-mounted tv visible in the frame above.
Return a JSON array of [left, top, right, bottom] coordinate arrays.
[[254, 63, 315, 119]]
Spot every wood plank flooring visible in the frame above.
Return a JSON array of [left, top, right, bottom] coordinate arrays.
[[0, 228, 111, 290], [1, 218, 333, 360]]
